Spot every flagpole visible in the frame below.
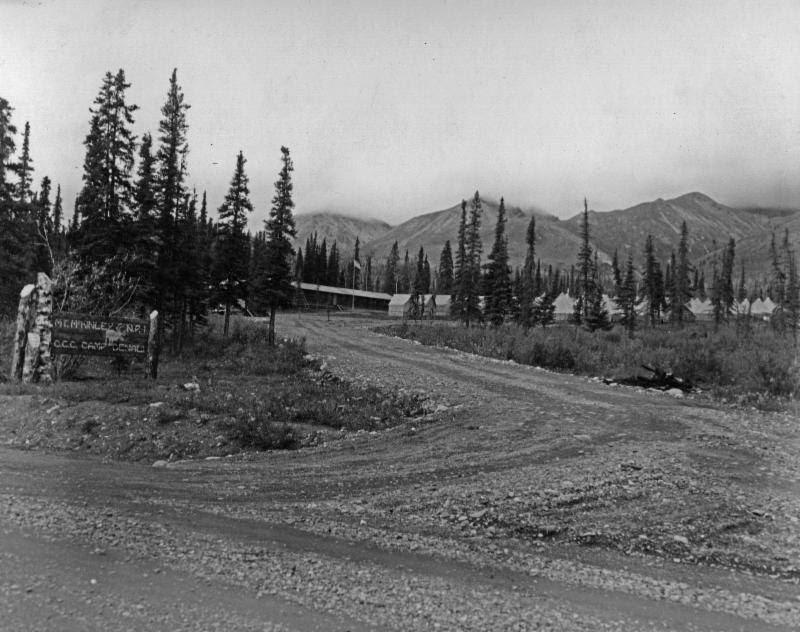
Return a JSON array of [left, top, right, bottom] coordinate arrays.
[[352, 260, 356, 310]]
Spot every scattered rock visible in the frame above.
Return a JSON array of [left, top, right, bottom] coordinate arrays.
[[152, 460, 168, 468], [182, 381, 200, 392], [673, 535, 689, 545], [148, 402, 165, 408], [667, 388, 685, 398]]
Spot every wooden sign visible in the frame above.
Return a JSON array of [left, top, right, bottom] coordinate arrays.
[[52, 313, 149, 358]]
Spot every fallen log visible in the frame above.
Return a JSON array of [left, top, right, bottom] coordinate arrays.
[[603, 365, 693, 392]]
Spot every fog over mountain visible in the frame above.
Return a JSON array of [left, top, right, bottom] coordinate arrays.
[[297, 192, 800, 276]]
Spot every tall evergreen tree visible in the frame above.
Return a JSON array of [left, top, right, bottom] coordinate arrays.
[[154, 68, 190, 323], [255, 146, 297, 345], [33, 175, 53, 274], [675, 221, 691, 325], [0, 98, 17, 197], [737, 260, 747, 303], [410, 245, 426, 318], [769, 232, 785, 304], [17, 121, 32, 203], [484, 197, 512, 326], [618, 255, 637, 336], [0, 97, 35, 316], [641, 235, 660, 326], [450, 199, 468, 320], [517, 215, 537, 327], [51, 184, 65, 260], [462, 191, 483, 326], [611, 249, 622, 292], [132, 131, 159, 308], [720, 237, 736, 316], [437, 240, 454, 294], [74, 70, 138, 266], [575, 198, 593, 324], [382, 241, 399, 294], [327, 241, 340, 286], [214, 151, 253, 336]]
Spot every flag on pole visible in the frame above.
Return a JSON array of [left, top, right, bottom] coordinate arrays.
[[353, 259, 361, 271]]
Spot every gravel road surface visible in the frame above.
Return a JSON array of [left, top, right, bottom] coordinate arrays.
[[1, 312, 798, 630]]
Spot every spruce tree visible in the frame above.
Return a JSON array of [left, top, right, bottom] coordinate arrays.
[[618, 255, 637, 336], [737, 260, 747, 303], [463, 191, 483, 326], [484, 197, 511, 326], [410, 245, 426, 318], [327, 242, 340, 286], [585, 251, 610, 331], [675, 221, 691, 325], [450, 200, 468, 320], [641, 235, 659, 326], [74, 70, 138, 267], [0, 98, 35, 316], [155, 68, 190, 323], [383, 241, 399, 294], [720, 237, 736, 317], [17, 121, 32, 203], [132, 132, 159, 308], [769, 232, 785, 304], [666, 250, 678, 321], [214, 151, 253, 336], [0, 98, 17, 197], [256, 146, 297, 345], [518, 215, 536, 327], [575, 198, 593, 324], [611, 249, 622, 292], [438, 240, 454, 294], [33, 175, 53, 274]]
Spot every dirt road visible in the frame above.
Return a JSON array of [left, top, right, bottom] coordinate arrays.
[[1, 313, 799, 630]]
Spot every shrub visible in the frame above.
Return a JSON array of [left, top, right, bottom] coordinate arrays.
[[375, 322, 799, 403], [222, 403, 297, 450]]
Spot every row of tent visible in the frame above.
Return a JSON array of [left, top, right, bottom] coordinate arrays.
[[388, 292, 781, 321]]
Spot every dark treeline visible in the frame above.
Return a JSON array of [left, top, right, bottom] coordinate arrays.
[[0, 69, 298, 346], [384, 192, 800, 335]]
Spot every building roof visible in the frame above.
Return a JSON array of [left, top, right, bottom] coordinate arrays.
[[299, 282, 392, 302], [388, 293, 413, 306]]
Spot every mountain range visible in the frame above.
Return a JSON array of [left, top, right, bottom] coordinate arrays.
[[294, 193, 800, 279]]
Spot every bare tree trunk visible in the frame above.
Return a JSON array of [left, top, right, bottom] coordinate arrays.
[[10, 284, 35, 381], [146, 310, 160, 379]]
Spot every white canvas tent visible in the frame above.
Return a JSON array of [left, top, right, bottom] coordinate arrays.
[[689, 298, 714, 321], [552, 292, 575, 321], [388, 294, 413, 318]]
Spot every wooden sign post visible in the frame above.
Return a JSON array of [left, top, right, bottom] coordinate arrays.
[[52, 311, 160, 378], [8, 274, 161, 382]]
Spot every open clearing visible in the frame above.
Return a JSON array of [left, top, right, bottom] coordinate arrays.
[[1, 312, 799, 630]]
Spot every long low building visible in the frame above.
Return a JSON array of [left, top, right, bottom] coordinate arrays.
[[296, 282, 392, 311]]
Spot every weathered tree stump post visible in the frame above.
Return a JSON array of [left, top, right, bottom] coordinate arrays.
[[20, 274, 53, 384], [33, 273, 53, 384], [10, 284, 35, 381], [146, 310, 160, 379], [21, 332, 41, 383]]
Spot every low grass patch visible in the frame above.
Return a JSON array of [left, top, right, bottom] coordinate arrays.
[[376, 322, 800, 405], [0, 319, 422, 459]]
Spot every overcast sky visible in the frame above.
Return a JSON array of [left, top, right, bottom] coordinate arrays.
[[2, 0, 799, 226]]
